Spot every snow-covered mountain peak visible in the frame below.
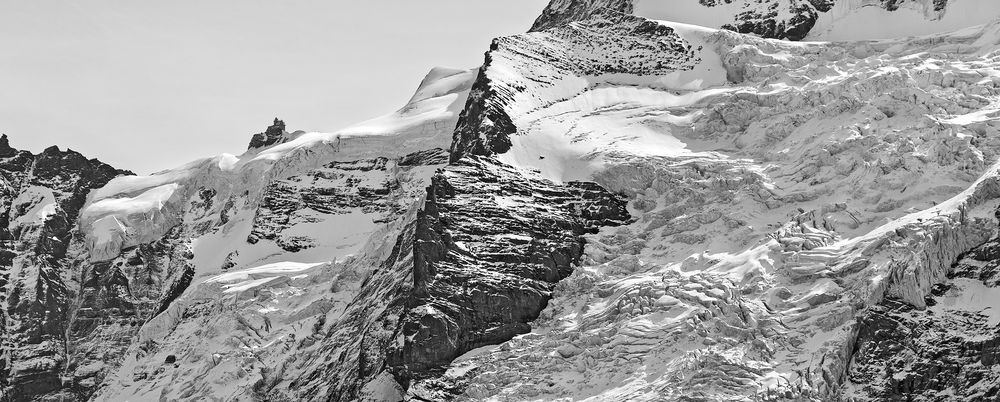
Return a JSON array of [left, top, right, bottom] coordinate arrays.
[[534, 0, 1000, 41], [7, 4, 1000, 402]]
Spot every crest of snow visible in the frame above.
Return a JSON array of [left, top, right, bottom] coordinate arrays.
[[92, 157, 209, 200], [251, 67, 474, 164], [85, 183, 179, 217], [406, 66, 477, 104], [337, 67, 475, 141]]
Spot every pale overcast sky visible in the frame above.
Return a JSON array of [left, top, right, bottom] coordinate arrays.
[[0, 1, 548, 174]]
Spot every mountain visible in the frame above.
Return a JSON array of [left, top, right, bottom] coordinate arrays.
[[0, 137, 132, 401], [4, 1, 1000, 401], [533, 0, 1000, 41]]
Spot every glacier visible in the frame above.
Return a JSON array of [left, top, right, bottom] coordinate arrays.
[[2, 1, 1000, 401]]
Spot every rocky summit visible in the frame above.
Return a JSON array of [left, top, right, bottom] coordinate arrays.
[[6, 1, 1000, 401]]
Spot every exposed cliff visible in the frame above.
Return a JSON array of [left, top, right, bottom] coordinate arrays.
[[0, 137, 131, 401]]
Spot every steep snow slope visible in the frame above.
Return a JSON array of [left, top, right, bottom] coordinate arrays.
[[402, 12, 1000, 402]]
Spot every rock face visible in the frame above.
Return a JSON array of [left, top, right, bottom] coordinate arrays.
[[246, 152, 447, 252], [847, 237, 1000, 401], [247, 118, 287, 150], [529, 0, 633, 32], [386, 156, 630, 383], [0, 136, 131, 401]]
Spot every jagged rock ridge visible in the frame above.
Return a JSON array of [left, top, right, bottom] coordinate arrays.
[[0, 136, 131, 401]]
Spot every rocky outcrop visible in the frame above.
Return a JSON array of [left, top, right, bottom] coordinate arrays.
[[0, 137, 131, 401], [529, 0, 633, 32], [386, 156, 630, 384], [262, 155, 630, 401], [847, 237, 1000, 400], [247, 150, 448, 252], [247, 118, 287, 150], [719, 1, 818, 41]]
